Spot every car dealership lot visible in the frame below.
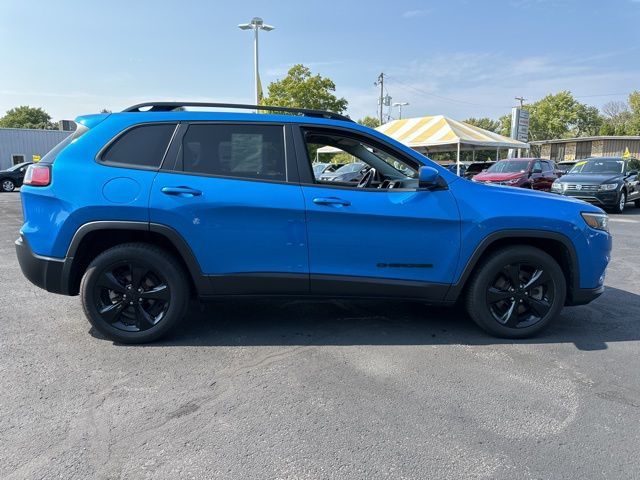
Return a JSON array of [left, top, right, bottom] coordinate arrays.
[[1, 192, 639, 479]]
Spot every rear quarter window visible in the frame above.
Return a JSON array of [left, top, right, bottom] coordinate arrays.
[[102, 123, 177, 168]]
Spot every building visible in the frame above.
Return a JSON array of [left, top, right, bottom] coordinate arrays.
[[0, 127, 73, 170], [531, 136, 640, 162]]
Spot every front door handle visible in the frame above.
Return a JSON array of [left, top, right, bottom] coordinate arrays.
[[313, 197, 351, 206], [161, 186, 202, 197]]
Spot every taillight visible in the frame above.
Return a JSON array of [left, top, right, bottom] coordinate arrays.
[[23, 164, 51, 186]]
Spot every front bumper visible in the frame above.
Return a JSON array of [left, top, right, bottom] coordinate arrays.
[[15, 235, 70, 295], [555, 190, 619, 206], [566, 285, 605, 306]]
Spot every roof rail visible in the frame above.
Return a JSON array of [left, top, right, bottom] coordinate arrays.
[[122, 102, 353, 122]]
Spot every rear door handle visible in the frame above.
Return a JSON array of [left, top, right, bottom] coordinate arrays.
[[161, 186, 202, 197], [313, 197, 351, 206]]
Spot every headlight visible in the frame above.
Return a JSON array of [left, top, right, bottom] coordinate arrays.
[[581, 212, 609, 232], [598, 183, 618, 191], [551, 182, 563, 191]]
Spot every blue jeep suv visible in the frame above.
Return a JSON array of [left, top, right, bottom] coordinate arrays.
[[16, 102, 611, 343]]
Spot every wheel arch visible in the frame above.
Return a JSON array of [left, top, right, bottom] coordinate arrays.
[[64, 221, 206, 296], [445, 230, 580, 305]]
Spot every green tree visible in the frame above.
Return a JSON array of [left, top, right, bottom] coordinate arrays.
[[498, 91, 603, 141], [462, 117, 500, 133], [0, 106, 57, 129], [600, 100, 633, 135], [357, 116, 381, 129], [262, 64, 348, 113]]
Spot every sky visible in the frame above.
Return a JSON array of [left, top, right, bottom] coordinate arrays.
[[1, 0, 639, 123]]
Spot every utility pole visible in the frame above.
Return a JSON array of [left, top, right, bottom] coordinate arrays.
[[515, 96, 526, 108], [375, 73, 384, 125]]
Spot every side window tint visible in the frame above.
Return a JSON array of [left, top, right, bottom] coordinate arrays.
[[102, 124, 176, 168], [533, 161, 542, 171], [181, 124, 285, 181]]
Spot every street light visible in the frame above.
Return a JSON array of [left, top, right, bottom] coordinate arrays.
[[238, 17, 275, 106], [392, 102, 409, 119]]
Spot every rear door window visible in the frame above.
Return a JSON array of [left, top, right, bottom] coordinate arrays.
[[178, 124, 286, 181], [102, 123, 177, 168]]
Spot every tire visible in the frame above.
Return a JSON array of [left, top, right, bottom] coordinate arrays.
[[634, 199, 640, 208], [612, 190, 626, 214], [465, 245, 566, 339], [80, 243, 190, 343], [1, 179, 15, 192]]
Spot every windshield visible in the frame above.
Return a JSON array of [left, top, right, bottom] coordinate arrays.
[[334, 162, 364, 174], [569, 159, 624, 174], [7, 162, 30, 171], [487, 160, 530, 173]]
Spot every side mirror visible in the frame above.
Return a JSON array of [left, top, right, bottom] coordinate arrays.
[[418, 166, 442, 189], [627, 170, 638, 177]]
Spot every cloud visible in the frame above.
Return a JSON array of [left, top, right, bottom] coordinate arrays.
[[401, 9, 431, 18]]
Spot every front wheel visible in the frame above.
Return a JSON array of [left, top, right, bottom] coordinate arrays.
[[80, 243, 190, 343], [465, 246, 566, 338], [612, 191, 626, 214], [1, 179, 15, 192]]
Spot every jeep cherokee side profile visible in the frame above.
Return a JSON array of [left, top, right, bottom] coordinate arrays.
[[16, 102, 611, 343]]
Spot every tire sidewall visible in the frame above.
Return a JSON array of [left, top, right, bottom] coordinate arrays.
[[467, 247, 566, 338], [81, 245, 189, 343]]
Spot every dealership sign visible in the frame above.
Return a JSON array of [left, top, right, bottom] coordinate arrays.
[[510, 107, 529, 142]]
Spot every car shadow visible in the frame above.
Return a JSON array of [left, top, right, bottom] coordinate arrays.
[[100, 286, 640, 351]]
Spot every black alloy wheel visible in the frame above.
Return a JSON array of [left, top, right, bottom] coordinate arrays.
[[94, 261, 171, 332], [81, 243, 189, 343], [486, 263, 554, 329], [465, 245, 566, 338]]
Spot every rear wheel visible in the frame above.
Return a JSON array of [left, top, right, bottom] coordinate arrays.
[[1, 179, 15, 192], [80, 243, 189, 343], [465, 246, 566, 338]]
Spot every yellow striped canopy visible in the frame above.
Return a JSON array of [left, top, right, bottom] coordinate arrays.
[[376, 115, 528, 150]]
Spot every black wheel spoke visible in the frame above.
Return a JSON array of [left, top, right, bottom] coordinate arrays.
[[97, 271, 126, 293], [499, 300, 519, 326], [99, 301, 125, 323], [130, 264, 147, 289], [135, 303, 157, 328], [487, 287, 512, 304], [140, 284, 170, 302], [527, 297, 551, 318], [503, 263, 521, 289], [523, 269, 550, 290]]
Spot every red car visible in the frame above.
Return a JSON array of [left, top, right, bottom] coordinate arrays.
[[471, 158, 560, 191]]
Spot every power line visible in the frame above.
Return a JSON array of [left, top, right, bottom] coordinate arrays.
[[385, 75, 512, 109]]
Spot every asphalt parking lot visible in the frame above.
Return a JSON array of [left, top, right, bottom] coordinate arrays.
[[1, 192, 639, 479]]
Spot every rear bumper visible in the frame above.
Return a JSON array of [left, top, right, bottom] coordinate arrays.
[[15, 235, 70, 295], [566, 285, 605, 306]]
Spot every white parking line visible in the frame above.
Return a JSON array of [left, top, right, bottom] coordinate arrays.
[[609, 218, 640, 223]]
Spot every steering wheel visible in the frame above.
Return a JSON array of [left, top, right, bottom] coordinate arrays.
[[357, 168, 376, 188]]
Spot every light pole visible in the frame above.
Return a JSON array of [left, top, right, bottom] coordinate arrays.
[[392, 102, 409, 119], [238, 17, 275, 106]]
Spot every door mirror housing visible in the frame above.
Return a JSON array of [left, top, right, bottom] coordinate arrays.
[[418, 166, 445, 190], [627, 170, 638, 177]]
